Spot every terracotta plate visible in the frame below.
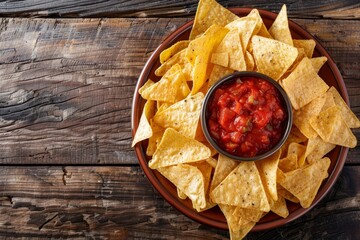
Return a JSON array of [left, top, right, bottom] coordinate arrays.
[[131, 8, 348, 231]]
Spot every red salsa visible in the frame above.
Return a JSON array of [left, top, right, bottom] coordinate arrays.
[[207, 77, 287, 157]]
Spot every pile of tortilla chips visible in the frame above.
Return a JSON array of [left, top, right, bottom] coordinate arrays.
[[132, 0, 359, 239]]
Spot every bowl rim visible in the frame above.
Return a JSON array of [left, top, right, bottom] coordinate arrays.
[[131, 7, 349, 232], [200, 71, 293, 161]]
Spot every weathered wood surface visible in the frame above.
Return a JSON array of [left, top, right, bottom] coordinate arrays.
[[0, 166, 358, 239], [0, 0, 358, 19], [0, 17, 359, 165]]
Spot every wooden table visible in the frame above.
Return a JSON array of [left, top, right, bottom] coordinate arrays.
[[0, 1, 359, 239]]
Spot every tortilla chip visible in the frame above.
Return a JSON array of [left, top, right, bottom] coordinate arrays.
[[210, 154, 238, 192], [310, 56, 327, 73], [218, 204, 241, 232], [328, 87, 360, 128], [251, 36, 298, 80], [245, 51, 255, 71], [211, 161, 270, 212], [305, 136, 336, 164], [287, 142, 306, 167], [255, 150, 281, 201], [138, 79, 155, 95], [320, 91, 336, 112], [158, 164, 206, 209], [269, 194, 289, 218], [282, 57, 329, 110], [277, 158, 330, 208], [146, 121, 165, 156], [205, 157, 218, 169], [232, 207, 263, 224], [269, 5, 293, 46], [277, 184, 299, 203], [149, 128, 211, 169], [309, 106, 357, 148], [226, 15, 258, 51], [160, 40, 190, 64], [278, 153, 298, 173], [208, 64, 234, 88], [189, 0, 238, 40], [155, 49, 193, 80], [215, 30, 246, 71], [177, 188, 187, 199], [248, 9, 272, 39], [293, 39, 316, 58], [229, 221, 256, 240], [153, 92, 204, 139], [293, 92, 327, 139], [132, 100, 155, 147], [188, 25, 229, 94], [211, 52, 229, 67]]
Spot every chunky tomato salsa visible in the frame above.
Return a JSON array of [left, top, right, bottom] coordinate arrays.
[[207, 77, 287, 157]]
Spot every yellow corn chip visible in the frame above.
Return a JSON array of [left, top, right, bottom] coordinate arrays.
[[218, 204, 241, 232], [160, 40, 190, 64], [146, 120, 165, 156], [328, 87, 360, 128], [177, 188, 187, 200], [229, 221, 256, 240], [248, 9, 272, 39], [310, 56, 327, 73], [189, 0, 238, 40], [269, 5, 293, 46], [309, 106, 357, 148], [293, 39, 316, 58], [208, 64, 234, 88], [210, 154, 238, 192], [226, 16, 258, 51], [320, 91, 336, 112], [206, 157, 218, 168], [153, 92, 204, 139], [158, 164, 206, 209], [293, 93, 326, 139], [211, 161, 270, 212], [132, 100, 155, 147], [277, 158, 330, 208], [282, 57, 329, 110], [305, 136, 336, 164], [214, 29, 246, 71], [277, 184, 299, 203], [155, 49, 192, 80], [251, 36, 298, 80], [288, 142, 306, 167], [232, 207, 263, 224], [245, 51, 255, 71], [149, 128, 211, 169], [211, 52, 229, 67], [138, 79, 155, 95], [278, 153, 298, 172], [255, 150, 281, 201], [269, 194, 289, 218]]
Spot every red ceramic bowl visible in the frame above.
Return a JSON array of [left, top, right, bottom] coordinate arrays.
[[131, 8, 348, 231]]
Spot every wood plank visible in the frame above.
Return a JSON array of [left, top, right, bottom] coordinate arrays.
[[0, 165, 358, 239], [0, 0, 358, 19], [0, 17, 358, 165]]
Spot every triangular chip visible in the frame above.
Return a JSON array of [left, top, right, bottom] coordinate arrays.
[[282, 57, 329, 110], [232, 207, 263, 225], [293, 39, 316, 58], [149, 128, 211, 169], [210, 154, 238, 192], [177, 188, 187, 200], [218, 204, 241, 232], [328, 87, 360, 128], [155, 49, 192, 80], [309, 106, 357, 148], [255, 150, 281, 201], [278, 153, 298, 173], [269, 194, 289, 218], [211, 161, 270, 212], [226, 15, 258, 51], [287, 142, 306, 167], [132, 100, 155, 147], [269, 5, 293, 46], [153, 92, 204, 138], [229, 221, 256, 240], [277, 184, 299, 203], [158, 164, 206, 209], [208, 64, 234, 88], [160, 40, 190, 64], [293, 91, 328, 139], [310, 56, 327, 73], [248, 9, 272, 39], [277, 158, 330, 208], [252, 36, 298, 80], [245, 51, 255, 71], [305, 136, 336, 164], [214, 29, 246, 71], [189, 0, 238, 40], [146, 120, 165, 156], [138, 79, 155, 95]]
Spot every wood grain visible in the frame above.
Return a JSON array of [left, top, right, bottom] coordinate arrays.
[[0, 166, 358, 239], [0, 17, 358, 165], [0, 0, 358, 19]]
